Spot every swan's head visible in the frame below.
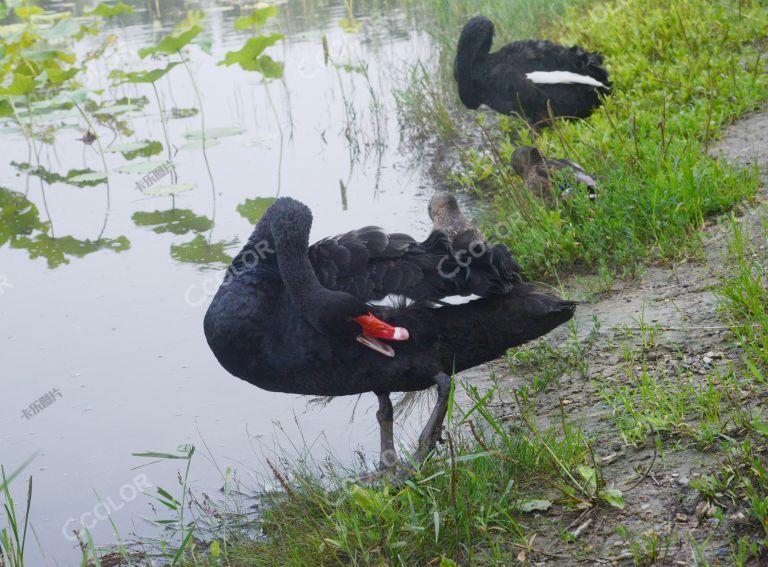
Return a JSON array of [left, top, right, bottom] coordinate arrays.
[[309, 290, 409, 357], [512, 146, 545, 175]]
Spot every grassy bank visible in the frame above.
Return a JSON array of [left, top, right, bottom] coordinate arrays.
[[174, 1, 768, 565], [402, 0, 768, 280]]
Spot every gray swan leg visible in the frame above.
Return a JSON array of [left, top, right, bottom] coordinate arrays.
[[376, 393, 397, 470], [413, 372, 452, 464]]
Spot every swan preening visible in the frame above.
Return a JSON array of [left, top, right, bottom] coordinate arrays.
[[204, 197, 574, 470], [454, 16, 611, 125]]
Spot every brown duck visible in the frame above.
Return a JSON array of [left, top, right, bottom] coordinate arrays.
[[512, 146, 598, 203]]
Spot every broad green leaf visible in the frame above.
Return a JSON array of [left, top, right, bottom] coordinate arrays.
[[170, 235, 237, 267], [256, 55, 284, 79], [50, 88, 89, 106], [11, 234, 130, 269], [516, 499, 552, 513], [237, 197, 275, 224], [122, 140, 163, 160], [138, 26, 202, 58], [69, 172, 108, 183], [210, 540, 221, 558], [194, 35, 212, 55], [339, 16, 362, 34], [106, 141, 153, 153], [39, 19, 83, 41], [92, 103, 139, 115], [183, 127, 244, 140], [219, 34, 284, 73], [0, 74, 36, 96], [234, 6, 278, 30], [577, 465, 598, 493], [14, 6, 43, 19], [85, 2, 133, 18], [0, 188, 43, 248], [0, 98, 12, 118], [132, 209, 212, 235], [143, 183, 196, 196], [114, 160, 169, 174], [0, 3, 7, 20], [110, 62, 181, 84], [601, 488, 625, 509]]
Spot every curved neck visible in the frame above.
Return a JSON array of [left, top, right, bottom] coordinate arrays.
[[267, 199, 324, 311], [454, 17, 494, 109]]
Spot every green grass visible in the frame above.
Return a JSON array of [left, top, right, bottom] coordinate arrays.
[[402, 0, 768, 279], [215, 380, 617, 566]]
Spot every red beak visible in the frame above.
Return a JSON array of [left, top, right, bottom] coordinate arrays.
[[353, 313, 410, 357], [354, 313, 410, 341]]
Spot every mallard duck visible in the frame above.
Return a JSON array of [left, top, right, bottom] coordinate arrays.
[[512, 146, 598, 202]]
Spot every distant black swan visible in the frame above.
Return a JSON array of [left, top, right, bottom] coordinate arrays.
[[204, 198, 574, 470], [454, 16, 611, 125]]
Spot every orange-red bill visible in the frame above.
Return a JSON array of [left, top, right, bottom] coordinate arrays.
[[354, 313, 410, 341]]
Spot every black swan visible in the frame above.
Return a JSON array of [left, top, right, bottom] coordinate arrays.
[[454, 16, 611, 125], [204, 198, 575, 469], [512, 145, 597, 202]]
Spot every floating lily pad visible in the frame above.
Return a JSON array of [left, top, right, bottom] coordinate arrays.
[[69, 172, 108, 183], [106, 141, 154, 153], [237, 197, 276, 224], [171, 234, 238, 267], [0, 188, 44, 248], [132, 209, 213, 235], [143, 183, 196, 196], [12, 234, 130, 269], [93, 103, 140, 115], [184, 127, 245, 141], [114, 160, 170, 175]]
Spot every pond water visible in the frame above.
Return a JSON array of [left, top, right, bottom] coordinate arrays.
[[0, 0, 456, 563]]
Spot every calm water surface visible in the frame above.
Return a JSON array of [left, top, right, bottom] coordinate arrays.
[[0, 0, 451, 562]]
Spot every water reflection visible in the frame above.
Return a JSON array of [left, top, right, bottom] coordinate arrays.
[[1, 0, 436, 562], [0, 186, 130, 268]]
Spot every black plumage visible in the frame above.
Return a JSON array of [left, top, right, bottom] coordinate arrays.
[[454, 16, 611, 125], [204, 198, 574, 469]]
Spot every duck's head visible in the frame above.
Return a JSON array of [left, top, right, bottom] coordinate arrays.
[[428, 192, 463, 223], [512, 146, 545, 175], [308, 290, 409, 357]]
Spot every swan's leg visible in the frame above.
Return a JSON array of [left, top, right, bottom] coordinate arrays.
[[413, 373, 452, 464], [376, 392, 397, 470]]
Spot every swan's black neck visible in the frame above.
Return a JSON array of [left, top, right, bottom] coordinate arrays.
[[454, 16, 494, 110], [267, 198, 325, 311]]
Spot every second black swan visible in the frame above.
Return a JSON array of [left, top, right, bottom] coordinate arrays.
[[204, 198, 575, 469], [454, 16, 611, 125]]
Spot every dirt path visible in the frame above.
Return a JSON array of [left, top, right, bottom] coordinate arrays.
[[452, 109, 768, 565]]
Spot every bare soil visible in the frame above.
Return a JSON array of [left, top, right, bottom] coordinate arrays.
[[453, 109, 768, 565]]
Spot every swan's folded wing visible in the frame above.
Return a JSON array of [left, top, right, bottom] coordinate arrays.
[[308, 228, 461, 302]]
